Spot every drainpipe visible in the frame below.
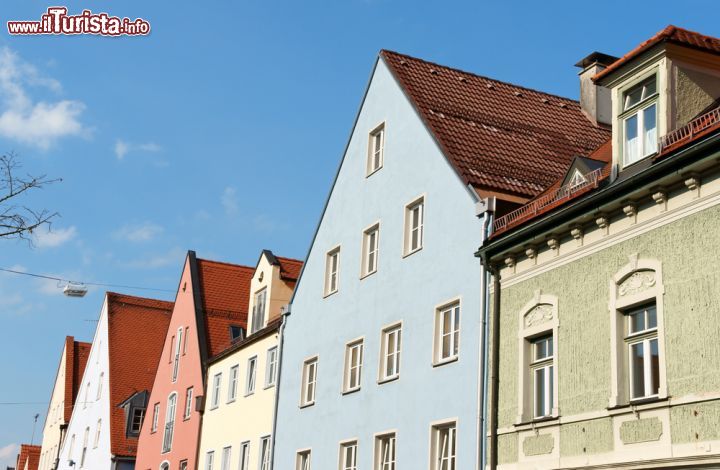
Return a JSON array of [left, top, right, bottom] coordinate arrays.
[[488, 265, 502, 470], [269, 305, 291, 470], [475, 197, 494, 470]]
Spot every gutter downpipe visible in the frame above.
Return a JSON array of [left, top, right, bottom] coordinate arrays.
[[476, 197, 495, 470], [269, 305, 291, 470], [488, 262, 501, 470]]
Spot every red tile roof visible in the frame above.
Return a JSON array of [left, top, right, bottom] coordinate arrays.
[[106, 292, 173, 458], [276, 256, 303, 282], [16, 444, 40, 470], [380, 50, 611, 198], [63, 337, 91, 423], [594, 25, 720, 83], [196, 259, 255, 357]]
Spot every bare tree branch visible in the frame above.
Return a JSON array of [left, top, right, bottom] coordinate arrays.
[[0, 152, 61, 243]]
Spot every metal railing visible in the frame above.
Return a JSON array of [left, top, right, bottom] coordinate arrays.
[[493, 167, 607, 233], [660, 107, 720, 152]]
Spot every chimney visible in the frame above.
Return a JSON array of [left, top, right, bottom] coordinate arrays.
[[575, 52, 618, 126]]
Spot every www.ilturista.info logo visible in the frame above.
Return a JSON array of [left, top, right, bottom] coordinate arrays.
[[7, 7, 150, 36]]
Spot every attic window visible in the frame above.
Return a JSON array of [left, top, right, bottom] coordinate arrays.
[[568, 169, 586, 188], [230, 325, 246, 341], [622, 76, 658, 166]]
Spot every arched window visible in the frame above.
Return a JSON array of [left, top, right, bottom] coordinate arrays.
[[160, 462, 170, 470], [162, 392, 177, 453]]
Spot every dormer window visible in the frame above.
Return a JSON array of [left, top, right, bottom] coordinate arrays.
[[251, 288, 267, 334], [622, 76, 658, 166]]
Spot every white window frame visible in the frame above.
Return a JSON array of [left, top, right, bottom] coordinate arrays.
[[80, 427, 89, 468], [184, 387, 193, 419], [265, 347, 278, 388], [251, 288, 268, 334], [429, 420, 457, 470], [625, 304, 659, 400], [246, 356, 257, 396], [130, 408, 144, 434], [205, 450, 214, 470], [338, 439, 358, 470], [403, 196, 425, 256], [151, 402, 159, 432], [609, 255, 667, 407], [324, 246, 341, 297], [162, 392, 177, 453], [343, 339, 364, 393], [367, 122, 385, 176], [83, 382, 90, 409], [238, 441, 250, 470], [373, 431, 396, 470], [93, 419, 101, 448], [172, 326, 183, 382], [300, 356, 318, 407], [220, 446, 231, 470], [259, 435, 272, 470], [211, 373, 222, 409], [296, 449, 312, 470], [517, 292, 559, 423], [96, 372, 104, 400], [361, 222, 380, 278], [531, 335, 554, 419], [228, 365, 239, 402], [378, 323, 402, 383], [620, 74, 659, 166], [433, 299, 461, 365]]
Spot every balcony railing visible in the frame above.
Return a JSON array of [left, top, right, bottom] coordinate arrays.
[[660, 107, 720, 152]]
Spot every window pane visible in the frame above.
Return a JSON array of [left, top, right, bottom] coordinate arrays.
[[643, 79, 657, 99], [630, 342, 645, 398], [650, 339, 660, 396], [629, 310, 645, 334], [624, 86, 643, 110], [646, 305, 657, 330], [643, 104, 657, 155], [534, 368, 546, 417], [625, 114, 639, 164]]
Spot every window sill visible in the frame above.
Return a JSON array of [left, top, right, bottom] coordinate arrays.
[[432, 356, 459, 368], [226, 398, 236, 404], [360, 270, 377, 280], [607, 396, 668, 414], [323, 289, 338, 299], [183, 415, 191, 422], [365, 166, 383, 178], [299, 401, 315, 409], [402, 247, 423, 259], [377, 375, 399, 385], [514, 415, 560, 429], [342, 386, 361, 396], [209, 405, 219, 411], [244, 391, 255, 398], [263, 383, 276, 390]]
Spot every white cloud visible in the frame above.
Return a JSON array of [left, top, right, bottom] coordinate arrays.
[[0, 47, 87, 149], [114, 138, 162, 160], [121, 248, 184, 269], [114, 222, 163, 242], [221, 186, 238, 215], [33, 225, 77, 248], [0, 443, 18, 461]]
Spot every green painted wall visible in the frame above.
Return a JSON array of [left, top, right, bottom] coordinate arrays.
[[493, 203, 720, 451], [619, 417, 663, 444], [670, 401, 720, 443], [559, 419, 613, 457], [522, 433, 554, 456]]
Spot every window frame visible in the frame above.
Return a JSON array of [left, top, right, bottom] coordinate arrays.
[[403, 196, 425, 257], [366, 122, 385, 176], [205, 450, 214, 470], [625, 304, 660, 401], [245, 356, 257, 396], [184, 387, 193, 420], [129, 407, 145, 435], [433, 299, 461, 366], [172, 326, 183, 383], [296, 449, 312, 470], [251, 288, 268, 334], [338, 439, 358, 470], [530, 335, 554, 419], [162, 392, 177, 453], [378, 322, 402, 384], [265, 347, 278, 388], [324, 246, 341, 297], [210, 373, 222, 410], [300, 356, 318, 408], [220, 446, 231, 470], [342, 338, 364, 394], [429, 419, 457, 470], [373, 431, 397, 470], [259, 435, 272, 470], [360, 222, 381, 278], [228, 365, 239, 403], [93, 419, 101, 448], [618, 72, 660, 167], [151, 402, 160, 433], [238, 441, 250, 470]]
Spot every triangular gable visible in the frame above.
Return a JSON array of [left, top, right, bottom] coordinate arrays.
[[559, 156, 608, 188]]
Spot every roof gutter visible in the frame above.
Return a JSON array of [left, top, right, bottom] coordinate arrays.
[[477, 131, 720, 260]]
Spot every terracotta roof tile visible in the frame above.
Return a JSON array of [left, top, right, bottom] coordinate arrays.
[[106, 292, 173, 458], [63, 337, 91, 423], [16, 444, 40, 470], [594, 25, 720, 83], [276, 256, 303, 281], [381, 50, 611, 198]]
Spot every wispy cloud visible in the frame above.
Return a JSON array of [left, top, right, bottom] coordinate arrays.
[[114, 138, 163, 160], [0, 443, 18, 466], [0, 47, 87, 149], [221, 186, 238, 215], [114, 222, 163, 243], [121, 247, 184, 270], [33, 225, 77, 248]]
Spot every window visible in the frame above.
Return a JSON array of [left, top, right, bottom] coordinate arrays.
[[211, 373, 222, 409], [68, 434, 75, 460], [361, 224, 380, 277], [182, 327, 189, 355], [168, 335, 175, 363], [343, 340, 363, 393], [434, 302, 460, 364], [266, 347, 278, 387], [228, 365, 239, 402], [300, 357, 318, 407], [205, 451, 214, 470], [220, 446, 231, 470], [238, 442, 250, 470], [531, 335, 554, 418], [324, 247, 340, 296], [180, 461, 188, 470], [160, 463, 170, 470], [625, 303, 659, 400], [431, 423, 456, 470], [80, 427, 89, 467], [162, 393, 177, 453], [230, 325, 245, 341], [296, 450, 311, 470], [404, 198, 424, 255], [93, 419, 101, 448], [130, 408, 145, 434], [96, 372, 104, 400], [568, 169, 586, 188], [83, 382, 90, 409], [379, 324, 401, 382], [246, 356, 257, 395], [374, 433, 396, 470], [339, 441, 357, 470], [184, 387, 193, 419], [251, 289, 267, 334], [367, 123, 385, 175], [151, 403, 160, 432], [622, 76, 658, 165], [172, 327, 183, 382], [259, 436, 271, 470]]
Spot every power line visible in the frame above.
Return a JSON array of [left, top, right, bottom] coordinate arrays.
[[0, 267, 174, 293]]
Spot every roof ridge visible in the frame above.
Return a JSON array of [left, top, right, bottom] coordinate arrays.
[[380, 49, 582, 105], [106, 292, 173, 309], [197, 257, 255, 271]]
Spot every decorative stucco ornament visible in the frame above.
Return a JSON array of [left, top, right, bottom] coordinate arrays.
[[618, 271, 656, 296], [524, 304, 553, 327]]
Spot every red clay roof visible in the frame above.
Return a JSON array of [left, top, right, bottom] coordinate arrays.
[[196, 259, 255, 357], [380, 50, 611, 198], [276, 256, 303, 282], [63, 336, 91, 423], [106, 292, 173, 458], [594, 25, 720, 83], [16, 444, 40, 470]]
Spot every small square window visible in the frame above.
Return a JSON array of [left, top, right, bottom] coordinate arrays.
[[361, 224, 380, 277], [379, 325, 402, 382], [300, 357, 318, 407], [434, 302, 460, 364], [325, 248, 341, 296], [367, 123, 385, 175], [343, 340, 364, 393], [130, 408, 144, 434], [404, 198, 424, 255]]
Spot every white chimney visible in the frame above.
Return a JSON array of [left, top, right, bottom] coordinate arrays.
[[575, 52, 618, 126]]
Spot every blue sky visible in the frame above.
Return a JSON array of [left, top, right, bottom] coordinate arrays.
[[0, 0, 716, 465]]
